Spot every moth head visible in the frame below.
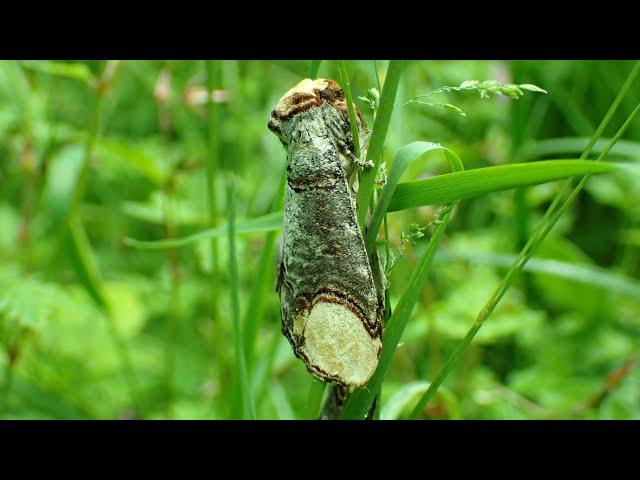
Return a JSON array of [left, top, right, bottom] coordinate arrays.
[[268, 78, 362, 145]]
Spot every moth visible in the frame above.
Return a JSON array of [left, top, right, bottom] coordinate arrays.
[[268, 78, 383, 387]]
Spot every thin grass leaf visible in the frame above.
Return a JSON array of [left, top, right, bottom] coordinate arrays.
[[269, 380, 296, 420], [381, 381, 461, 420], [94, 138, 167, 184], [440, 250, 640, 301], [123, 211, 283, 249], [226, 178, 255, 420], [66, 218, 108, 309], [243, 169, 286, 370], [251, 334, 288, 407], [20, 60, 96, 85], [0, 61, 36, 129], [388, 160, 617, 213], [304, 378, 326, 420], [205, 60, 223, 390], [522, 137, 640, 160], [125, 161, 625, 251], [10, 379, 92, 419], [308, 60, 322, 79], [356, 60, 404, 230], [621, 229, 640, 246], [341, 146, 465, 419], [65, 219, 142, 412], [341, 201, 457, 419]]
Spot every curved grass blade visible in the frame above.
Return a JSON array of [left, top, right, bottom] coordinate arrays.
[[366, 141, 463, 253]]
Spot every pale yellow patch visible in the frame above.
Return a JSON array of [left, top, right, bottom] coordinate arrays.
[[293, 313, 306, 338], [274, 78, 328, 118], [300, 301, 381, 387]]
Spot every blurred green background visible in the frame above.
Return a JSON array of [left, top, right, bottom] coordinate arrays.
[[1, 60, 639, 419]]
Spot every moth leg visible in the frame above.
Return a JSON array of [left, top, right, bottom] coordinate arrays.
[[375, 162, 387, 186], [334, 133, 374, 171], [323, 107, 373, 172], [350, 153, 374, 170], [359, 129, 373, 159]]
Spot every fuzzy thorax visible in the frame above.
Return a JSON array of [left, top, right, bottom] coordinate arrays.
[[268, 78, 364, 140]]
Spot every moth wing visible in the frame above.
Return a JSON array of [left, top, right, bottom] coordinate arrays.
[[275, 247, 285, 295], [322, 104, 360, 176]]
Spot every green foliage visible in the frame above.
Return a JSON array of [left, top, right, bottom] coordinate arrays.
[[400, 79, 547, 116], [2, 59, 640, 420]]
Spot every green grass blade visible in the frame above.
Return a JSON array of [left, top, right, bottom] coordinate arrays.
[[621, 229, 640, 246], [356, 60, 404, 231], [440, 250, 640, 301], [205, 61, 223, 394], [308, 60, 322, 78], [380, 381, 461, 420], [243, 169, 286, 370], [304, 378, 326, 420], [338, 61, 361, 157], [388, 160, 616, 213], [126, 160, 623, 251], [341, 144, 464, 419], [20, 60, 95, 85], [366, 141, 462, 252], [227, 178, 255, 420], [66, 218, 108, 309], [270, 380, 296, 420], [123, 211, 283, 249], [10, 379, 92, 419], [67, 218, 141, 413], [251, 334, 287, 411], [523, 137, 640, 161], [341, 201, 457, 419]]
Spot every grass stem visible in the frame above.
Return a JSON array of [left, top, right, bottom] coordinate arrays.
[[227, 178, 255, 419], [356, 60, 404, 232]]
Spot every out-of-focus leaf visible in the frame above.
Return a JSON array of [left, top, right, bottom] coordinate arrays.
[[124, 211, 283, 249], [381, 381, 461, 419], [38, 144, 85, 229], [20, 61, 96, 85], [440, 250, 640, 301], [95, 138, 168, 185], [122, 192, 205, 226], [522, 137, 640, 161]]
